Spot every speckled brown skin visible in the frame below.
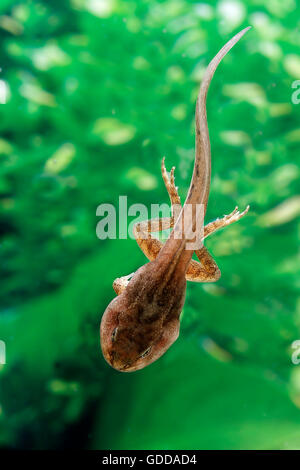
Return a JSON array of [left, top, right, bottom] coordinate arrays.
[[100, 254, 187, 371], [100, 27, 251, 372]]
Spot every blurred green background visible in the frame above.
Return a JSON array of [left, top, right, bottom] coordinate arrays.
[[0, 0, 299, 450]]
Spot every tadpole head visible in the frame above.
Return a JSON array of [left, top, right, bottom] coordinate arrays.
[[100, 295, 180, 372]]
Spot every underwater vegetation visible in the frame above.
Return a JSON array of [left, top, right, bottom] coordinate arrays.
[[0, 0, 299, 450]]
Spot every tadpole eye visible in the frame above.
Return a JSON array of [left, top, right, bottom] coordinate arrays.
[[111, 327, 118, 342], [140, 347, 152, 359]]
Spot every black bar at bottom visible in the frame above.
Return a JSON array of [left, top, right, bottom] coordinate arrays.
[[0, 449, 291, 467]]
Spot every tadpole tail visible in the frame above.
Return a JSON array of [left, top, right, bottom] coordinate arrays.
[[186, 26, 251, 214], [158, 27, 251, 267]]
